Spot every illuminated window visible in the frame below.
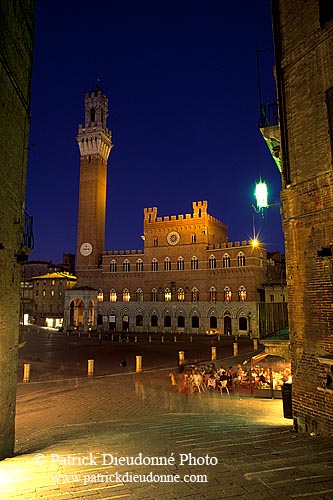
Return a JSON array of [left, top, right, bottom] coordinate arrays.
[[123, 259, 130, 272], [51, 290, 55, 297], [238, 286, 247, 301], [209, 287, 217, 302], [223, 254, 230, 268], [97, 290, 104, 302], [177, 257, 184, 270], [209, 255, 216, 269], [224, 286, 232, 302], [177, 288, 185, 301], [164, 257, 171, 271], [122, 289, 130, 302], [164, 288, 172, 301], [109, 289, 117, 302], [136, 259, 143, 272], [191, 256, 198, 270], [42, 290, 46, 296], [151, 288, 158, 302], [152, 258, 158, 271], [191, 288, 199, 302], [51, 280, 55, 286], [110, 260, 117, 272], [238, 252, 246, 267], [136, 288, 143, 301]]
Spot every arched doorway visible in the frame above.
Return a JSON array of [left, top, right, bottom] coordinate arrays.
[[224, 316, 232, 335]]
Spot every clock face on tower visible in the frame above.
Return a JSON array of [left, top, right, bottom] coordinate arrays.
[[80, 242, 93, 256], [167, 231, 180, 245]]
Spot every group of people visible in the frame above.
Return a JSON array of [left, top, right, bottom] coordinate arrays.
[[169, 362, 292, 394]]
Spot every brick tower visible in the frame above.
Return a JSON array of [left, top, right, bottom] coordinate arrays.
[[76, 84, 112, 271]]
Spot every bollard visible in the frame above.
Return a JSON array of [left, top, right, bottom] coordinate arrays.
[[179, 351, 185, 366], [233, 342, 238, 356], [118, 335, 121, 342], [136, 355, 142, 373], [111, 334, 114, 341], [190, 336, 193, 342], [149, 335, 152, 343], [217, 335, 221, 342], [211, 346, 217, 361], [135, 335, 137, 342], [161, 335, 164, 343], [174, 336, 177, 343], [67, 331, 70, 336], [253, 338, 258, 351], [78, 331, 81, 338], [23, 363, 30, 383], [126, 335, 129, 343], [88, 332, 91, 339], [88, 359, 94, 377]]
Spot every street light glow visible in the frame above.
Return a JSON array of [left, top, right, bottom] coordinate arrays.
[[254, 180, 268, 209]]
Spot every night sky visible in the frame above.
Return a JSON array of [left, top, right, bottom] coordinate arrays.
[[26, 1, 284, 265]]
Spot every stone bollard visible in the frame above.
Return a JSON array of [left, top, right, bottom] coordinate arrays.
[[23, 363, 30, 383], [161, 335, 164, 343], [126, 336, 129, 343], [190, 336, 193, 342], [179, 351, 185, 366], [67, 331, 70, 336], [149, 335, 152, 343], [88, 359, 94, 377], [217, 335, 221, 342], [233, 342, 238, 356], [118, 335, 121, 342], [111, 334, 114, 341], [174, 336, 177, 343], [253, 338, 259, 351], [211, 346, 217, 361], [88, 332, 91, 339], [136, 355, 142, 373], [135, 336, 137, 343]]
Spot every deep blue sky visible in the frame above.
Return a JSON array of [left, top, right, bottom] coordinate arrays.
[[26, 1, 284, 264]]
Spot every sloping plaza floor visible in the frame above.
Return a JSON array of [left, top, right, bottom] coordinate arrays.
[[2, 356, 333, 500]]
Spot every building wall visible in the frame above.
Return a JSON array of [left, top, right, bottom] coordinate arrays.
[[271, 0, 333, 434], [0, 0, 35, 458]]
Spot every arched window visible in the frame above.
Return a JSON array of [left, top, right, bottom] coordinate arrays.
[[178, 316, 185, 328], [210, 316, 217, 329], [110, 260, 117, 272], [152, 258, 158, 271], [164, 288, 171, 301], [151, 315, 158, 327], [122, 289, 130, 302], [192, 316, 199, 328], [209, 255, 216, 269], [109, 289, 117, 302], [164, 257, 171, 271], [123, 259, 130, 272], [237, 252, 246, 267], [209, 286, 217, 301], [192, 234, 196, 243], [177, 257, 184, 270], [136, 315, 143, 327], [224, 286, 232, 302], [177, 288, 185, 301], [153, 237, 158, 247], [97, 289, 103, 302], [239, 317, 248, 330], [151, 288, 158, 302], [191, 287, 199, 302], [136, 288, 143, 301], [164, 315, 171, 327], [136, 259, 143, 272], [90, 108, 96, 122], [238, 286, 247, 301], [222, 254, 230, 268], [191, 256, 198, 270]]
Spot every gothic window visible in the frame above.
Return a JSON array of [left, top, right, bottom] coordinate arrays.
[[209, 255, 216, 269], [153, 237, 158, 247], [178, 316, 185, 328], [191, 256, 198, 270], [239, 317, 248, 330], [192, 316, 199, 328], [210, 316, 217, 329], [177, 288, 185, 301], [238, 286, 247, 302], [90, 108, 96, 123], [191, 287, 199, 302], [136, 315, 143, 327], [110, 260, 117, 272], [136, 259, 143, 272], [152, 258, 158, 272], [209, 286, 217, 302], [237, 252, 246, 267], [136, 288, 143, 301], [164, 315, 171, 327], [123, 259, 130, 272], [97, 289, 103, 302], [151, 288, 158, 302], [109, 289, 117, 302], [122, 289, 130, 302], [177, 257, 184, 271], [192, 234, 196, 243], [224, 286, 232, 302], [222, 254, 230, 268], [164, 257, 171, 271], [164, 288, 172, 301], [151, 315, 158, 327]]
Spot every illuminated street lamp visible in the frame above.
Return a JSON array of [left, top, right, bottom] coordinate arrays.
[[252, 179, 280, 216]]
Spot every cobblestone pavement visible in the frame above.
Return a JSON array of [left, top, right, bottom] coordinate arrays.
[[2, 360, 333, 499]]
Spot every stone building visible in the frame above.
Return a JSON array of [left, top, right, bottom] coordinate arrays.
[[265, 0, 333, 434], [64, 86, 287, 337], [0, 0, 35, 459]]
